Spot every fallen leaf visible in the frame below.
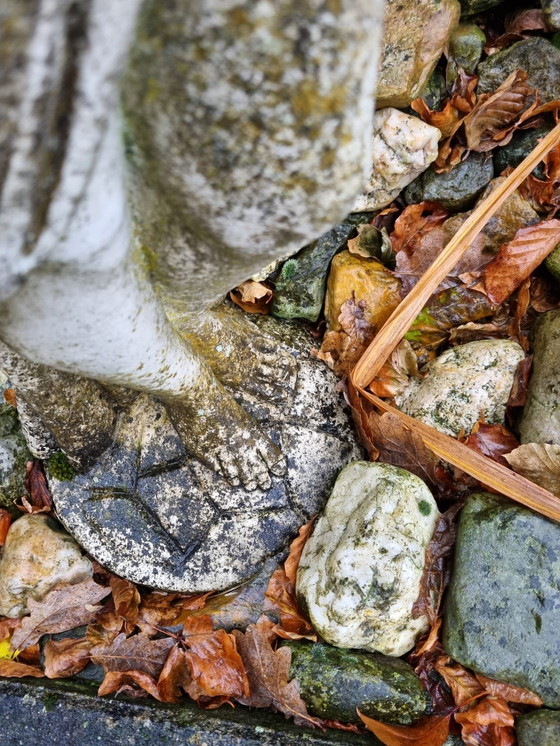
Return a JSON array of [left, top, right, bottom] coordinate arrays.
[[137, 590, 210, 635], [530, 274, 560, 312], [182, 615, 250, 701], [233, 618, 320, 728], [263, 568, 317, 641], [463, 423, 519, 467], [98, 669, 162, 700], [455, 696, 515, 746], [3, 388, 16, 407], [20, 461, 52, 514], [369, 339, 419, 397], [391, 202, 449, 258], [358, 711, 451, 746], [43, 636, 93, 679], [348, 224, 395, 266], [229, 280, 273, 315], [110, 576, 140, 633], [433, 656, 484, 707], [475, 673, 543, 706], [504, 443, 560, 496], [507, 356, 533, 409], [91, 632, 174, 677], [484, 219, 560, 303], [157, 644, 191, 703], [10, 579, 111, 651], [0, 659, 44, 678], [315, 298, 376, 377], [284, 518, 315, 587], [0, 508, 12, 545]]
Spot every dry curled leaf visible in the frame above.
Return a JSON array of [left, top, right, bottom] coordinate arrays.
[[20, 461, 53, 514], [455, 696, 515, 746], [0, 659, 44, 678], [229, 280, 273, 315], [10, 579, 111, 651], [475, 673, 542, 706], [505, 443, 560, 496], [369, 339, 418, 397], [483, 219, 560, 303], [358, 710, 451, 746], [98, 669, 163, 700], [43, 636, 93, 679], [233, 617, 320, 728]]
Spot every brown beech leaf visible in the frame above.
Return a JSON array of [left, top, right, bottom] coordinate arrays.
[[391, 202, 449, 257], [433, 655, 484, 707], [475, 673, 543, 706], [157, 644, 191, 703], [43, 636, 93, 679], [463, 70, 533, 151], [91, 632, 174, 677], [263, 567, 317, 641], [411, 97, 461, 139], [463, 423, 519, 467], [315, 298, 376, 377], [484, 219, 560, 303], [504, 443, 560, 496], [11, 579, 111, 651], [358, 711, 451, 746], [182, 615, 250, 701], [233, 618, 320, 728], [137, 591, 210, 634], [20, 461, 52, 514], [0, 508, 12, 545], [369, 339, 419, 397], [3, 388, 16, 407], [0, 659, 44, 678], [455, 696, 515, 746], [110, 576, 140, 633], [229, 280, 273, 315], [98, 669, 162, 700]]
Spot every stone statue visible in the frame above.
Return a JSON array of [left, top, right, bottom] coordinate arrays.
[[0, 0, 384, 590]]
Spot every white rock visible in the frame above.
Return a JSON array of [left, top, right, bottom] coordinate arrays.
[[296, 461, 439, 657], [353, 108, 440, 212], [0, 514, 93, 618], [395, 339, 525, 437]]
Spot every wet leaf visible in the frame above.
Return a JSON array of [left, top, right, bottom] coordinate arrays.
[[358, 711, 451, 746], [475, 673, 542, 706], [91, 632, 174, 677], [484, 219, 560, 303], [369, 339, 419, 397], [157, 644, 191, 703], [504, 443, 560, 496], [530, 274, 560, 313], [229, 280, 273, 315], [0, 659, 44, 678], [3, 388, 16, 407], [43, 636, 93, 679], [463, 423, 519, 467], [0, 508, 12, 545], [506, 8, 549, 34], [10, 579, 111, 651], [110, 576, 140, 633], [433, 655, 484, 707], [98, 669, 162, 700], [136, 590, 210, 635], [348, 224, 395, 266], [455, 696, 515, 746], [391, 202, 449, 258], [263, 568, 317, 641], [315, 298, 376, 377], [20, 461, 52, 514], [182, 615, 250, 701], [232, 617, 320, 728]]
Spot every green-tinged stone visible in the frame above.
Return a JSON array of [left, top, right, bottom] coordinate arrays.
[[271, 222, 356, 322], [519, 309, 560, 444], [546, 243, 560, 282], [420, 67, 448, 110], [446, 23, 485, 85], [0, 403, 31, 513], [284, 641, 430, 725], [542, 0, 560, 31], [553, 31, 560, 50], [404, 152, 494, 212], [443, 492, 560, 707], [459, 0, 503, 14], [517, 710, 560, 746], [477, 38, 560, 102], [494, 124, 552, 179]]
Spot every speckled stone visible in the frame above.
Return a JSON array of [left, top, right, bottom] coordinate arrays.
[[284, 641, 430, 725], [519, 309, 560, 444], [542, 0, 560, 30], [296, 461, 439, 657], [352, 108, 440, 212], [395, 340, 525, 437], [50, 322, 361, 593], [494, 124, 552, 178], [517, 710, 560, 746], [0, 401, 31, 512], [404, 152, 494, 212], [376, 0, 460, 109], [545, 243, 560, 283], [477, 38, 560, 103], [443, 492, 560, 707], [0, 514, 93, 618]]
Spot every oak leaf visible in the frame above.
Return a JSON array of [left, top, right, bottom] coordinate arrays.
[[483, 219, 560, 303], [358, 711, 451, 746], [43, 636, 93, 679], [504, 443, 560, 496], [10, 579, 111, 651], [232, 618, 321, 728]]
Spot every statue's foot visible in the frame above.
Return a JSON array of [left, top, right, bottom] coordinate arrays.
[[180, 307, 297, 409], [165, 380, 286, 491]]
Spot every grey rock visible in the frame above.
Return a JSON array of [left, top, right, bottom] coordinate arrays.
[[446, 23, 486, 85], [0, 402, 31, 511], [519, 309, 560, 444], [478, 38, 560, 103], [542, 0, 560, 30], [404, 152, 494, 212], [459, 0, 504, 16], [517, 710, 560, 746], [271, 222, 356, 323], [296, 461, 439, 657], [376, 0, 460, 109], [395, 340, 524, 438], [0, 514, 93, 618], [50, 321, 361, 593], [494, 124, 552, 179], [420, 67, 448, 111], [443, 492, 560, 707], [545, 243, 560, 282], [16, 396, 57, 461], [284, 641, 430, 725]]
